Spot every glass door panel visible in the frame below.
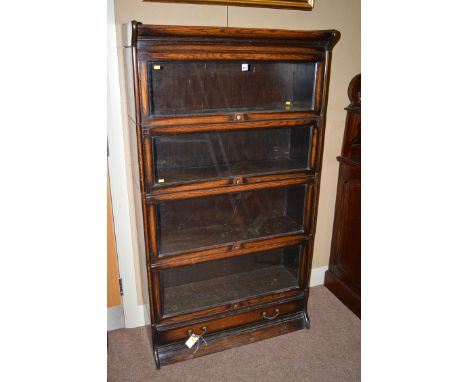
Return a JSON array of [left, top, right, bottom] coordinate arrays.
[[159, 245, 302, 316], [153, 126, 311, 185], [157, 184, 306, 256], [148, 61, 316, 116]]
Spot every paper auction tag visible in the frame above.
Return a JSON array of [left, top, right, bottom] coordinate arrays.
[[185, 334, 198, 349]]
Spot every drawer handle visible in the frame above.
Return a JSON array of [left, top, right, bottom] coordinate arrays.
[[262, 308, 280, 320], [188, 326, 207, 337]]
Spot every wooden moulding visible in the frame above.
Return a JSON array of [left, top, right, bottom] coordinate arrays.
[[139, 51, 322, 61], [142, 0, 314, 11], [133, 22, 340, 45], [137, 42, 323, 54], [147, 171, 313, 195], [147, 176, 314, 202], [141, 113, 320, 128], [347, 73, 361, 109], [153, 237, 309, 273]]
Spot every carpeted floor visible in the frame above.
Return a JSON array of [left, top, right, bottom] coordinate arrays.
[[107, 286, 360, 382]]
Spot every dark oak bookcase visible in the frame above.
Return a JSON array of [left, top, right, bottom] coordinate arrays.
[[123, 21, 339, 368]]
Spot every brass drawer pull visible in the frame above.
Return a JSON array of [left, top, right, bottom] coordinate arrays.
[[262, 308, 280, 320], [188, 326, 207, 336], [234, 176, 243, 185]]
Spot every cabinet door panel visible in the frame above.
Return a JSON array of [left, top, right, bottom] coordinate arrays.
[[148, 61, 317, 117], [156, 184, 307, 256], [332, 160, 361, 287], [158, 245, 302, 317], [336, 181, 361, 285], [151, 126, 312, 186]]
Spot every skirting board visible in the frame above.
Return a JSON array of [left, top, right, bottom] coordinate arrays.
[[310, 266, 328, 287], [108, 305, 125, 331]]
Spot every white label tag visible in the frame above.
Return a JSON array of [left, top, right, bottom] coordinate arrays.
[[185, 334, 198, 349], [241, 63, 249, 71]]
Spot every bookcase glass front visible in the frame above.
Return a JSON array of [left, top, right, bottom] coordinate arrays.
[[152, 126, 312, 185], [156, 184, 307, 256], [148, 61, 317, 117], [159, 245, 302, 316]]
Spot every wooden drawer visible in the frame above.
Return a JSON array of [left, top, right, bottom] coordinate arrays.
[[157, 299, 303, 345]]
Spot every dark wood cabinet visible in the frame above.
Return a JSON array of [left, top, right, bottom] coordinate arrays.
[[124, 21, 339, 368], [325, 74, 361, 317]]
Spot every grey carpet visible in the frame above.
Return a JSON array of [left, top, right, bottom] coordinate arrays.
[[107, 286, 360, 382]]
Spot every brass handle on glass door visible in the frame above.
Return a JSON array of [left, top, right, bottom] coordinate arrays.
[[262, 309, 280, 320], [234, 176, 243, 185]]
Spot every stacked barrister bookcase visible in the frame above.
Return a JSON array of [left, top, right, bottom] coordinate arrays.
[[123, 21, 339, 368]]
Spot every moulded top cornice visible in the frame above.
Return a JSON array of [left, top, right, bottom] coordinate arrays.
[[127, 21, 340, 50]]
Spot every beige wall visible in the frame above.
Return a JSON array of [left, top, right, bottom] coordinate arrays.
[[114, 0, 360, 303]]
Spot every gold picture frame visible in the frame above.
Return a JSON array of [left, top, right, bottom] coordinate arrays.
[[143, 0, 314, 11]]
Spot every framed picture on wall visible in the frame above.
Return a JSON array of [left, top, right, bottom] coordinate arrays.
[[143, 0, 314, 11]]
